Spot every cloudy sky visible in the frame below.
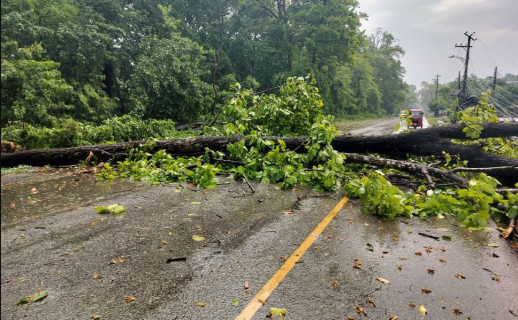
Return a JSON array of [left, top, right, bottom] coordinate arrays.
[[357, 0, 518, 89]]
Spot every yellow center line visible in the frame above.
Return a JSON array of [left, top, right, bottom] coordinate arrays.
[[235, 196, 349, 320]]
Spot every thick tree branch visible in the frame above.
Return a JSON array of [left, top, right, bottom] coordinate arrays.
[[342, 153, 469, 187], [256, 0, 278, 18]]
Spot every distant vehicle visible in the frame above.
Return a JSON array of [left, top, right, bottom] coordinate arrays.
[[407, 108, 424, 129]]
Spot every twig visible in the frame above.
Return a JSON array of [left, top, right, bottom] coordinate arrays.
[[215, 159, 245, 165], [482, 268, 501, 276], [91, 148, 115, 156], [495, 188, 518, 194], [291, 141, 308, 153], [243, 175, 255, 193], [420, 165, 436, 189], [448, 165, 517, 173], [386, 173, 412, 180], [179, 183, 198, 192], [418, 232, 440, 241], [500, 216, 516, 239], [434, 183, 457, 187], [254, 85, 282, 95]]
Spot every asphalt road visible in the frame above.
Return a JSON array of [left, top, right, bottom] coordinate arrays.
[[340, 117, 430, 136], [348, 118, 400, 136], [1, 168, 517, 320]]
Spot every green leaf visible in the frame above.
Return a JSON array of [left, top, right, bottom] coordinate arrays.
[[14, 290, 48, 305], [231, 299, 239, 306], [486, 243, 500, 247], [191, 201, 201, 205], [96, 204, 126, 215], [365, 243, 374, 252], [192, 235, 206, 241], [441, 235, 452, 241], [269, 307, 287, 316], [32, 290, 48, 302]]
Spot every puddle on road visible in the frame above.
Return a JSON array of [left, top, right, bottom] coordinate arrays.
[[1, 169, 145, 227]]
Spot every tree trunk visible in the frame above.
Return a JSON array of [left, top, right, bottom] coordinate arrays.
[[2, 123, 517, 183]]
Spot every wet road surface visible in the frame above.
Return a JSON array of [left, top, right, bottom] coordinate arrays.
[[336, 117, 430, 136], [348, 118, 400, 136], [1, 169, 517, 320]]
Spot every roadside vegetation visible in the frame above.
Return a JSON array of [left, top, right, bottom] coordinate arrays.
[[1, 116, 197, 149]]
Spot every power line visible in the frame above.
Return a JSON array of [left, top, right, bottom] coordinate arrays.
[[478, 38, 518, 69], [467, 81, 517, 117]]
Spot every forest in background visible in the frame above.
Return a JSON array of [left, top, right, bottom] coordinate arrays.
[[1, 0, 409, 131]]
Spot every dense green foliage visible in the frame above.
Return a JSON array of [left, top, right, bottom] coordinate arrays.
[[345, 171, 413, 218], [2, 0, 409, 136], [1, 115, 194, 149], [100, 77, 351, 191], [99, 78, 516, 230]]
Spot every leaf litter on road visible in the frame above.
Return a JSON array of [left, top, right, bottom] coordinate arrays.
[[96, 204, 126, 215], [192, 235, 205, 241], [14, 290, 48, 305], [377, 277, 390, 284], [353, 258, 362, 269], [418, 305, 427, 315], [355, 305, 367, 316], [269, 307, 287, 319]]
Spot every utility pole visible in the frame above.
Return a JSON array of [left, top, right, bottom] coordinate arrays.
[[492, 67, 498, 92], [458, 71, 461, 90], [434, 74, 440, 100], [455, 31, 476, 110]]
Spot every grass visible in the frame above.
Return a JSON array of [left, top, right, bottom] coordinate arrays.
[[426, 116, 450, 127], [1, 165, 38, 176]]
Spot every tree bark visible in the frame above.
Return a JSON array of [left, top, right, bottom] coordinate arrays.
[[2, 123, 517, 184]]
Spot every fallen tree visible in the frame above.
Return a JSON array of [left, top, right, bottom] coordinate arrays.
[[2, 76, 516, 237], [2, 122, 517, 184]]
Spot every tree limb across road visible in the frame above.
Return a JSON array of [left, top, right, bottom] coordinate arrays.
[[2, 123, 517, 184]]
